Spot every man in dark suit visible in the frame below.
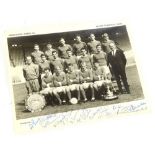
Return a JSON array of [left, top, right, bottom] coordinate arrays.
[[107, 42, 130, 94]]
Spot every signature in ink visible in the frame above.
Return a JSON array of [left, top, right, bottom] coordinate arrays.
[[22, 101, 147, 130]]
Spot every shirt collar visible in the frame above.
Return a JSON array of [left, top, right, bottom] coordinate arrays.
[[111, 49, 117, 55]]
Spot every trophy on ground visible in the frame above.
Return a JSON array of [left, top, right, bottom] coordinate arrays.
[[103, 79, 118, 101]]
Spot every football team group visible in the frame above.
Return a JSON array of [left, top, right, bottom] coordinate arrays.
[[23, 33, 130, 105]]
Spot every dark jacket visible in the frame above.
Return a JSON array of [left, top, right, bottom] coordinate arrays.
[[107, 49, 127, 72]]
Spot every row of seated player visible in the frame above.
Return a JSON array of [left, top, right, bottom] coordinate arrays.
[[39, 62, 115, 105]]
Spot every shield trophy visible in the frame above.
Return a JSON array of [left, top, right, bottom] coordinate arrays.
[[25, 93, 46, 113]]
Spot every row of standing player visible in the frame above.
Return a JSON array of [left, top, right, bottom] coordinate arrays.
[[30, 33, 114, 64]]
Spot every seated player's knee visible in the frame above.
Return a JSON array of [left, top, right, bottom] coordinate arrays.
[[82, 83, 89, 89], [79, 84, 84, 90], [75, 85, 80, 91], [40, 88, 47, 94], [98, 81, 104, 87], [63, 87, 67, 93], [89, 83, 93, 88], [40, 90, 44, 95], [56, 87, 63, 93], [93, 83, 98, 89], [65, 86, 70, 92], [48, 88, 53, 95], [70, 87, 75, 92], [52, 89, 57, 95]]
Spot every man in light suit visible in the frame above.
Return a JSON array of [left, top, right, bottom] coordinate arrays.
[[107, 42, 130, 94]]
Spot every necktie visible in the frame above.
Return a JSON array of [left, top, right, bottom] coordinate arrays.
[[112, 50, 114, 56]]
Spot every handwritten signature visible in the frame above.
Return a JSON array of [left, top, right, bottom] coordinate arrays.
[[21, 101, 147, 130]]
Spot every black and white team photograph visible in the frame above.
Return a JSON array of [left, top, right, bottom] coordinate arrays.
[[7, 24, 144, 120]]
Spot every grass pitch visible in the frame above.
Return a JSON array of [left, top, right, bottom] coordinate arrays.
[[13, 65, 144, 120]]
